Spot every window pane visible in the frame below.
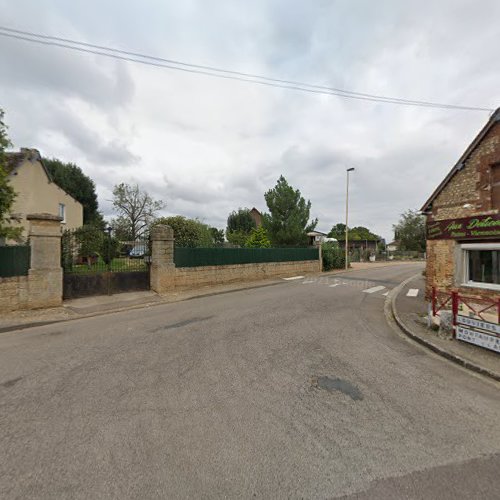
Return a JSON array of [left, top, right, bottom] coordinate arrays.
[[468, 250, 500, 284]]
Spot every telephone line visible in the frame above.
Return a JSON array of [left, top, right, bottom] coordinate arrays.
[[0, 26, 493, 112]]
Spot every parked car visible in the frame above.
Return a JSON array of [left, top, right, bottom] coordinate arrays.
[[129, 245, 147, 258]]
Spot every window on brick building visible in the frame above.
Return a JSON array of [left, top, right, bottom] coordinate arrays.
[[461, 243, 500, 289], [490, 163, 500, 208]]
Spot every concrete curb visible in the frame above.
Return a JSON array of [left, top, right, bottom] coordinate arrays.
[[387, 274, 500, 383]]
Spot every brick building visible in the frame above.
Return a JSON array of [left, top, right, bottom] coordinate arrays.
[[249, 207, 262, 227], [421, 108, 500, 300]]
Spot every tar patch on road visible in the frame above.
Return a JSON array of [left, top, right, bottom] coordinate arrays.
[[1, 376, 23, 388], [312, 376, 363, 401], [148, 316, 214, 333]]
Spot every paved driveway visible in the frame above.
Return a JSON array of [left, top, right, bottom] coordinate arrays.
[[1, 263, 499, 499]]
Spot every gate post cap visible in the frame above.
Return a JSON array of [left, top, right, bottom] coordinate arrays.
[[27, 213, 63, 222], [151, 224, 174, 240]]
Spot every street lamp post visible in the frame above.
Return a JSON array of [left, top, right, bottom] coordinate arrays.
[[345, 168, 355, 270]]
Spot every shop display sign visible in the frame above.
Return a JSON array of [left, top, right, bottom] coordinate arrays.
[[456, 315, 500, 353], [456, 326, 500, 353], [427, 214, 500, 240]]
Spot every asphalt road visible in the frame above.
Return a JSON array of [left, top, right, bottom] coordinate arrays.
[[1, 263, 499, 499]]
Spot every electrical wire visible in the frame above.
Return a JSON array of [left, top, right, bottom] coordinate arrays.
[[0, 25, 494, 112]]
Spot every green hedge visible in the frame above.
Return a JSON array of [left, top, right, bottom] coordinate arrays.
[[0, 245, 30, 277], [322, 244, 346, 271], [174, 247, 319, 268]]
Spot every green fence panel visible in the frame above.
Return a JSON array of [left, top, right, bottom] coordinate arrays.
[[174, 247, 319, 268], [0, 245, 30, 277]]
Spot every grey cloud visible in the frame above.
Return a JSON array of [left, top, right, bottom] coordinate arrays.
[[0, 34, 134, 110], [1, 0, 499, 242]]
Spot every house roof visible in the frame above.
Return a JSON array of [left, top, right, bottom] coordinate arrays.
[[4, 148, 53, 181], [336, 237, 381, 242], [307, 230, 328, 236], [421, 107, 500, 213]]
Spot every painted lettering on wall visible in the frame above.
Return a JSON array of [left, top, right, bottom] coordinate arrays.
[[427, 214, 500, 240]]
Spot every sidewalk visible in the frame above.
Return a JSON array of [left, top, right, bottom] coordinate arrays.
[[391, 273, 500, 382], [0, 260, 420, 334]]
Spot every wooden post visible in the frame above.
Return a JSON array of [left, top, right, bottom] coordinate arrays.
[[451, 291, 459, 338]]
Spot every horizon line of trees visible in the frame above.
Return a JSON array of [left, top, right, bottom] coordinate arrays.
[[1, 108, 426, 251]]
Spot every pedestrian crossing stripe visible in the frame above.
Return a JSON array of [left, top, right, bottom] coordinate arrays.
[[362, 285, 386, 294]]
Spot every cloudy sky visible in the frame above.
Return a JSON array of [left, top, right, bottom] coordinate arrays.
[[1, 0, 499, 240]]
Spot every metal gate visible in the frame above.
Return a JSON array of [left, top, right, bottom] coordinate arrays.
[[61, 227, 150, 299]]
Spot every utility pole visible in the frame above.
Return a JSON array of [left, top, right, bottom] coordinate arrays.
[[345, 168, 355, 270]]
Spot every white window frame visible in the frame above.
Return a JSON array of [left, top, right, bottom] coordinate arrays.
[[58, 203, 66, 223], [460, 242, 500, 291]]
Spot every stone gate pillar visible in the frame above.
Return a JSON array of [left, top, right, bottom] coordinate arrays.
[[27, 213, 63, 308], [150, 224, 175, 293]]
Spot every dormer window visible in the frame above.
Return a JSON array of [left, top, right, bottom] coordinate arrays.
[[58, 203, 66, 223]]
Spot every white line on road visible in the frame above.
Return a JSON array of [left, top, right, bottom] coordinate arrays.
[[362, 285, 386, 294], [302, 280, 315, 284], [329, 284, 340, 287], [382, 292, 389, 296], [282, 276, 305, 281], [407, 288, 419, 297]]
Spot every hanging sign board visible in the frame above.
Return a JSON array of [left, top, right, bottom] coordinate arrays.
[[427, 214, 500, 240]]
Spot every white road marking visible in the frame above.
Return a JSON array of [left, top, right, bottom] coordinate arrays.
[[302, 280, 315, 284], [282, 276, 305, 281], [362, 285, 386, 294], [407, 288, 419, 297], [382, 292, 389, 297], [329, 284, 340, 288]]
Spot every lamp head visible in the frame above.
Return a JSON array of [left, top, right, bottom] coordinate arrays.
[[347, 167, 355, 172]]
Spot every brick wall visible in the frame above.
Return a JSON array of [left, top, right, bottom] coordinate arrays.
[[0, 214, 63, 313], [150, 224, 320, 293], [172, 260, 318, 291], [425, 120, 500, 298], [0, 270, 63, 313]]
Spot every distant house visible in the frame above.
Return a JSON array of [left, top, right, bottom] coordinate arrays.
[[307, 230, 332, 247], [336, 238, 381, 253], [4, 148, 83, 240], [386, 241, 399, 252], [249, 207, 262, 227]]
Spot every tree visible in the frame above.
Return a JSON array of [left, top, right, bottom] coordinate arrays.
[[350, 226, 380, 241], [393, 209, 426, 252], [111, 183, 165, 241], [328, 223, 380, 241], [226, 208, 256, 247], [328, 223, 347, 240], [0, 109, 23, 242], [154, 216, 216, 247], [245, 226, 271, 248], [210, 227, 225, 247], [43, 158, 104, 227], [262, 175, 317, 246]]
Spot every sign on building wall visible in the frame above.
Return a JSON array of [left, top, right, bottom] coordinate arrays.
[[427, 214, 500, 240]]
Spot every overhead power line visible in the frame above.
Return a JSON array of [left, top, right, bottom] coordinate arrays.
[[0, 25, 494, 112]]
